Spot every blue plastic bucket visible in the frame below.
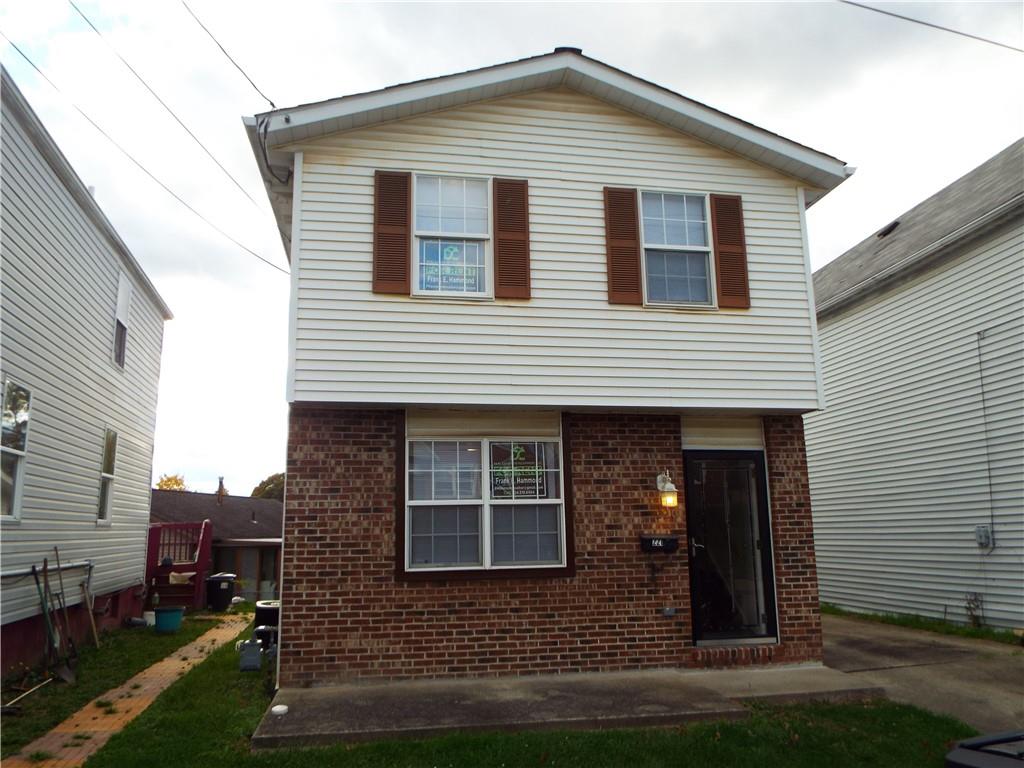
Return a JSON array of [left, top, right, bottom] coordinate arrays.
[[154, 606, 184, 634]]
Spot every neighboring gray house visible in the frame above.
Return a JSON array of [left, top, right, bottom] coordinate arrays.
[[804, 139, 1023, 629], [1, 68, 172, 672]]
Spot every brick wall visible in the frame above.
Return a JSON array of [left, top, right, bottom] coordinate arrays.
[[280, 407, 821, 686]]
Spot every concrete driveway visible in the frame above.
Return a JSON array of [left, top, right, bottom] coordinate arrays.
[[823, 613, 1024, 733]]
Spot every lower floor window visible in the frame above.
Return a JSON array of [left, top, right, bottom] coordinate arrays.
[[406, 438, 565, 571]]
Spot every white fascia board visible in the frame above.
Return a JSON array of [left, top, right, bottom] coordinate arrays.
[[253, 52, 850, 195]]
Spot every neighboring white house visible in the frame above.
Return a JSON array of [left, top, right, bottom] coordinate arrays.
[[805, 139, 1024, 629], [0, 67, 172, 671]]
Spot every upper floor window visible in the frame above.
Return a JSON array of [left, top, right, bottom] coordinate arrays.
[[1, 380, 31, 520], [413, 175, 491, 298], [406, 438, 565, 571], [640, 191, 714, 307], [98, 429, 117, 523], [113, 273, 132, 368]]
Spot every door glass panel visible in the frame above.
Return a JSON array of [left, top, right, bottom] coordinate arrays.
[[686, 454, 774, 641]]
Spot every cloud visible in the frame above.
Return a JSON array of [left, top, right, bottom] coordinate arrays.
[[2, 0, 1020, 492]]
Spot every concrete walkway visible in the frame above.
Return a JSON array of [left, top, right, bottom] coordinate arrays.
[[823, 614, 1024, 733], [4, 614, 249, 768], [253, 663, 881, 748]]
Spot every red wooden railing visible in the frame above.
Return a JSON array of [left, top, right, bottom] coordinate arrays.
[[145, 520, 213, 610]]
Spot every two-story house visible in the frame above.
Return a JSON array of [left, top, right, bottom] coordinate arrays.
[[245, 49, 852, 687], [1, 68, 172, 674]]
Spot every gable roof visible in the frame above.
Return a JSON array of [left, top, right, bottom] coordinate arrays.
[[814, 138, 1024, 320], [243, 48, 852, 253], [2, 67, 173, 320], [150, 489, 282, 543]]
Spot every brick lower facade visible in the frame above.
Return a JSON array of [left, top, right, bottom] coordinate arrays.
[[280, 407, 821, 687]]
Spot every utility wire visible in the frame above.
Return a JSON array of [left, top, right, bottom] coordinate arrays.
[[0, 32, 289, 276], [838, 0, 1024, 54], [67, 0, 263, 208], [180, 1, 276, 109]]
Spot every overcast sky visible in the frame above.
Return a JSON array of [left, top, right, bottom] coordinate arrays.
[[2, 1, 1021, 494]]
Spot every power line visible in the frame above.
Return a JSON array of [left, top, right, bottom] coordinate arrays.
[[0, 31, 290, 276], [67, 0, 263, 208], [180, 1, 276, 109], [838, 0, 1024, 54]]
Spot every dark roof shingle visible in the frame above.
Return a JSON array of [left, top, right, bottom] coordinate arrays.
[[814, 139, 1024, 316], [150, 490, 282, 542]]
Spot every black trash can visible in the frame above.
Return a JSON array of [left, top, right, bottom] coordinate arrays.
[[254, 599, 280, 628], [205, 572, 237, 611]]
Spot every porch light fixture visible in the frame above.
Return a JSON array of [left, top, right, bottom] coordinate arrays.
[[656, 470, 678, 509]]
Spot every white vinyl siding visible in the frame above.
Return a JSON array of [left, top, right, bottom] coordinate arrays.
[[0, 96, 166, 624], [805, 221, 1024, 628], [286, 88, 820, 410]]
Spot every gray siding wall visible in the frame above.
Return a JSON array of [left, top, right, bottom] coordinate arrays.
[[805, 221, 1024, 628], [1, 97, 166, 624]]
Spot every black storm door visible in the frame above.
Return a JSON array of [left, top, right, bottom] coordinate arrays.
[[684, 451, 777, 642]]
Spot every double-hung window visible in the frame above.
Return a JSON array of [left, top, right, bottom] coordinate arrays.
[[406, 438, 565, 571], [113, 273, 132, 368], [640, 191, 715, 307], [413, 174, 491, 298], [1, 380, 31, 520], [97, 429, 117, 523]]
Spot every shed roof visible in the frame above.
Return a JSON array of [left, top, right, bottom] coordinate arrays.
[[150, 490, 282, 543], [244, 48, 853, 254], [814, 138, 1024, 319]]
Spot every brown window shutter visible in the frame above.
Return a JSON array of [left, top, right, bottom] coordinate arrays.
[[710, 194, 750, 309], [372, 170, 411, 294], [603, 187, 643, 305], [493, 178, 531, 299]]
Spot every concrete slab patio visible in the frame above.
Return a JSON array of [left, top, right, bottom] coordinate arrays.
[[823, 614, 1024, 733], [252, 663, 881, 749]]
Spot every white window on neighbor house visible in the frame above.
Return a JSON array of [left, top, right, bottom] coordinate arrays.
[[406, 438, 565, 570], [1, 379, 32, 520], [97, 429, 117, 523], [640, 191, 715, 307], [113, 272, 132, 368], [412, 174, 491, 298]]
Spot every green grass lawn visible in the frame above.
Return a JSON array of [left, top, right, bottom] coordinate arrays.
[[821, 602, 1023, 646], [84, 625, 976, 768], [1, 616, 216, 758]]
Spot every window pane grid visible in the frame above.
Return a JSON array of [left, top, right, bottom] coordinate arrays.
[[418, 238, 485, 294], [407, 438, 564, 569], [645, 249, 711, 305], [641, 191, 708, 249], [415, 175, 488, 236], [409, 505, 482, 566]]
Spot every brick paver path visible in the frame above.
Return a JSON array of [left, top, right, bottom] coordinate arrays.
[[4, 614, 250, 767]]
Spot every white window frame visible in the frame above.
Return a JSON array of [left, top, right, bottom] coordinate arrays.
[[1, 379, 31, 522], [410, 172, 494, 300], [639, 189, 718, 310], [97, 429, 117, 526], [404, 435, 567, 573], [112, 272, 132, 369]]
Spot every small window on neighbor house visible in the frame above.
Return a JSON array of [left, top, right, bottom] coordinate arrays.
[[406, 438, 565, 571], [1, 380, 32, 519], [413, 175, 490, 297], [97, 429, 117, 522], [640, 191, 714, 306], [113, 273, 132, 368]]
